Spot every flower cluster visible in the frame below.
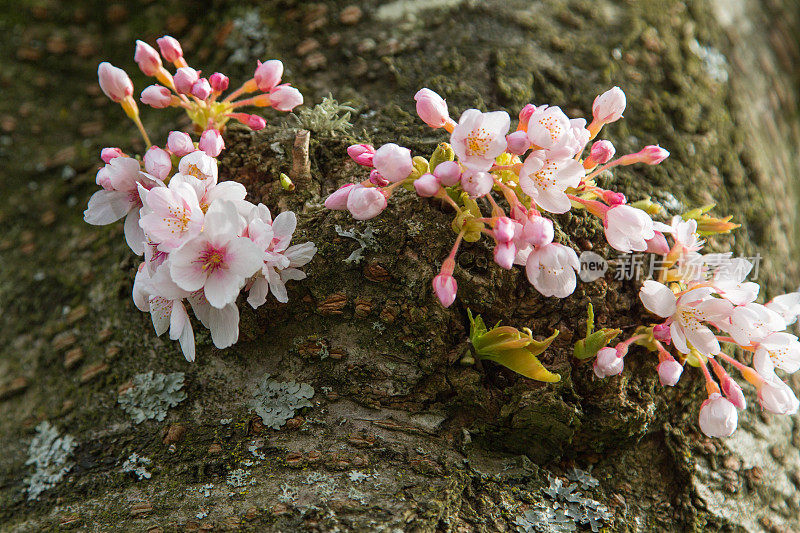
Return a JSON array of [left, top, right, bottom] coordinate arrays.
[[325, 87, 670, 306], [86, 41, 315, 362], [593, 214, 800, 437], [98, 35, 302, 156]]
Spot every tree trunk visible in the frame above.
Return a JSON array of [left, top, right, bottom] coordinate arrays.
[[2, 0, 800, 531]]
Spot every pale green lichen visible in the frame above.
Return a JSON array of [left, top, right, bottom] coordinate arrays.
[[335, 224, 379, 264], [23, 421, 77, 500], [121, 452, 152, 480], [287, 95, 354, 136], [249, 374, 314, 429], [117, 372, 187, 424]]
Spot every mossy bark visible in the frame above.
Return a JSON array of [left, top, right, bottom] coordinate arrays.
[[1, 0, 800, 531]]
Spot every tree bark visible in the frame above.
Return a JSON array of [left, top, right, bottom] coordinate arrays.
[[1, 0, 800, 531]]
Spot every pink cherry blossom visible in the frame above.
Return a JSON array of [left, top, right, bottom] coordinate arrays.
[[603, 205, 655, 252], [199, 129, 225, 157], [139, 181, 204, 252], [592, 87, 626, 123], [766, 292, 800, 327], [526, 105, 571, 150], [587, 140, 615, 165], [141, 85, 172, 108], [451, 109, 510, 171], [657, 359, 683, 386], [753, 332, 800, 375], [518, 151, 584, 214], [460, 170, 493, 198], [373, 143, 413, 183], [177, 150, 218, 185], [101, 147, 125, 163], [433, 273, 457, 307], [325, 184, 356, 210], [173, 67, 199, 94], [347, 144, 375, 166], [167, 131, 195, 156], [143, 146, 171, 181], [189, 292, 240, 350], [414, 173, 440, 197], [255, 60, 283, 92], [98, 62, 133, 102], [191, 78, 212, 100], [209, 73, 229, 92], [433, 161, 461, 187], [725, 302, 784, 347], [269, 84, 303, 111], [169, 201, 263, 308], [414, 88, 449, 128], [757, 376, 799, 415], [594, 347, 624, 378], [505, 130, 531, 155], [156, 36, 183, 63], [493, 242, 516, 270], [698, 393, 737, 437], [141, 262, 196, 361], [493, 217, 515, 243], [525, 243, 580, 298]]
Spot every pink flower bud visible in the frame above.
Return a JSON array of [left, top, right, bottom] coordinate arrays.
[[601, 190, 626, 206], [657, 359, 683, 386], [589, 140, 615, 164], [98, 62, 133, 102], [166, 131, 194, 156], [518, 104, 536, 129], [645, 232, 670, 255], [134, 40, 162, 76], [460, 170, 493, 198], [198, 129, 224, 157], [373, 143, 413, 183], [757, 377, 799, 415], [247, 114, 266, 131], [413, 88, 449, 128], [653, 323, 671, 343], [413, 173, 440, 197], [143, 146, 171, 181], [100, 147, 124, 163], [493, 242, 516, 270], [255, 60, 284, 92], [523, 216, 554, 247], [324, 184, 356, 210], [173, 67, 199, 94], [592, 86, 626, 123], [432, 273, 457, 307], [269, 84, 303, 111], [191, 78, 212, 100], [369, 169, 389, 187], [347, 144, 375, 167], [494, 217, 515, 243], [346, 185, 387, 220], [505, 130, 531, 155], [638, 145, 670, 165], [721, 376, 746, 410], [593, 347, 624, 378], [698, 393, 738, 438], [209, 72, 229, 92], [433, 161, 461, 187], [156, 35, 183, 63], [140, 85, 172, 108]]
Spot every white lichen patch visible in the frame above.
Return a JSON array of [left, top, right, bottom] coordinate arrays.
[[118, 371, 187, 424], [121, 452, 152, 480], [335, 225, 379, 264], [226, 468, 252, 488], [225, 9, 268, 65], [24, 421, 77, 500], [515, 474, 612, 533], [249, 374, 314, 430]]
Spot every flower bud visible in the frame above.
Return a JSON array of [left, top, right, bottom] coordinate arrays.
[[758, 377, 800, 415], [141, 85, 172, 108], [166, 131, 194, 156], [592, 86, 626, 123], [657, 359, 683, 386], [156, 36, 183, 63], [601, 190, 626, 206], [347, 144, 375, 167], [191, 78, 212, 100], [414, 88, 449, 128], [373, 143, 413, 183], [493, 242, 516, 270], [247, 114, 266, 131], [523, 216, 554, 247], [494, 217, 515, 243], [721, 376, 746, 410], [198, 129, 224, 157], [639, 145, 669, 165], [413, 173, 440, 197], [460, 170, 493, 198], [698, 393, 738, 438], [369, 169, 389, 187], [645, 232, 670, 255], [98, 62, 133, 102], [269, 84, 303, 111], [653, 323, 671, 343], [134, 40, 162, 76], [588, 140, 615, 165], [255, 60, 283, 92], [505, 130, 531, 155], [324, 184, 355, 210], [593, 347, 624, 378], [100, 147, 125, 163], [346, 185, 387, 220], [143, 146, 171, 181], [433, 161, 461, 187], [432, 273, 457, 307], [518, 104, 536, 129], [209, 72, 229, 93], [173, 67, 199, 94]]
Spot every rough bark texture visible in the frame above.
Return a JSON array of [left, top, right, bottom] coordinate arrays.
[[1, 0, 800, 531]]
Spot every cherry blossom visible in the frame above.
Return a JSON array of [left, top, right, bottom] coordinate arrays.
[[451, 109, 510, 171]]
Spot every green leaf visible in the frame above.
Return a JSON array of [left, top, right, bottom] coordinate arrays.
[[429, 142, 454, 172]]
